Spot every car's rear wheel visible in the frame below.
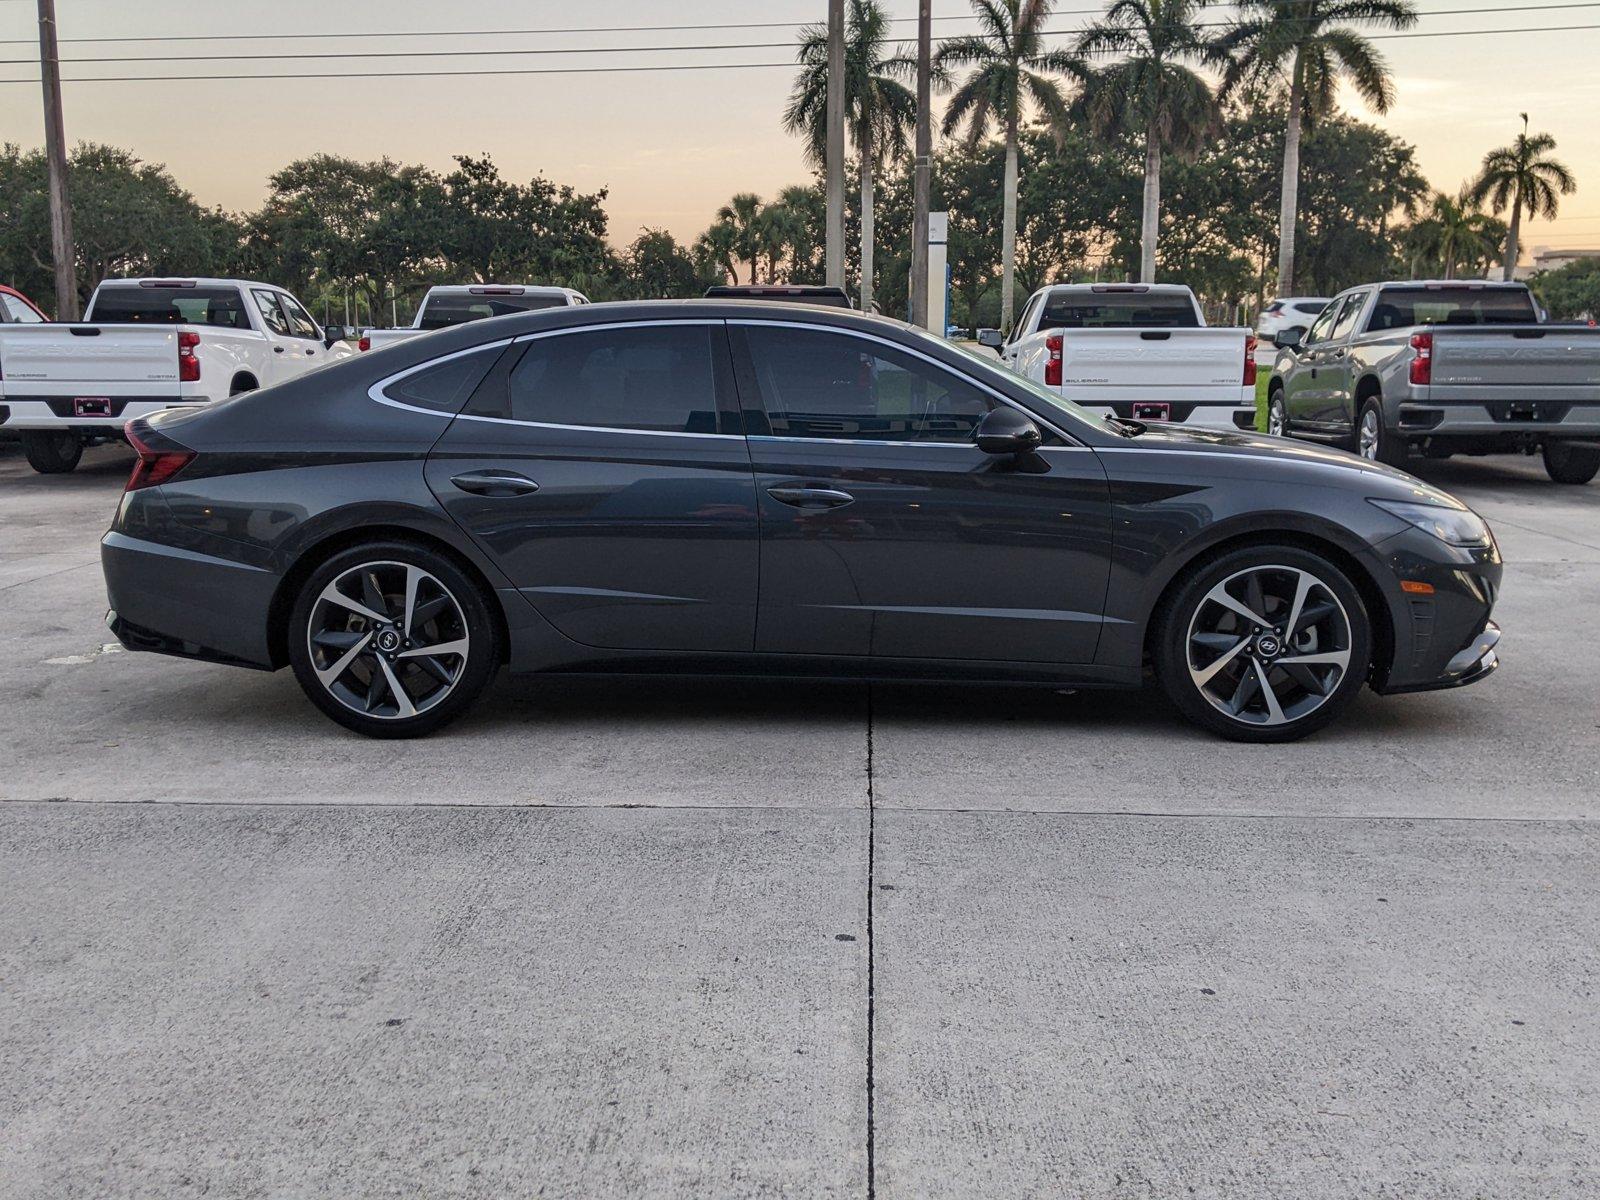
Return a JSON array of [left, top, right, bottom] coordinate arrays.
[[1542, 441, 1600, 485], [287, 541, 501, 738], [1356, 398, 1407, 467], [1267, 388, 1287, 437], [1154, 546, 1372, 743], [21, 430, 83, 474]]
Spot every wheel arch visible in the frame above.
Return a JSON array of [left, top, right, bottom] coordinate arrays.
[[1139, 527, 1395, 687], [229, 372, 260, 396], [265, 523, 512, 670]]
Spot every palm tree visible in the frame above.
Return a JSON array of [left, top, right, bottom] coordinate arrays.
[[937, 0, 1083, 331], [1404, 189, 1498, 280], [755, 198, 809, 284], [785, 0, 918, 312], [694, 220, 738, 286], [1215, 0, 1417, 295], [1077, 0, 1222, 283], [1469, 115, 1576, 281], [714, 193, 765, 284]]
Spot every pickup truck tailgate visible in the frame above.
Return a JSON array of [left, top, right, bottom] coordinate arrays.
[[0, 325, 179, 387], [1431, 327, 1600, 393], [1057, 329, 1246, 397]]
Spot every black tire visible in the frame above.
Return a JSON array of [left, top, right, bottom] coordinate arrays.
[[1266, 387, 1288, 437], [1153, 544, 1373, 744], [1355, 397, 1407, 467], [287, 540, 501, 738], [1542, 442, 1600, 485], [21, 430, 83, 474]]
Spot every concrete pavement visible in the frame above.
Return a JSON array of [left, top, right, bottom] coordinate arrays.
[[2, 442, 1597, 1196]]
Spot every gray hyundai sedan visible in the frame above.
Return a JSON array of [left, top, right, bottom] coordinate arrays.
[[102, 301, 1503, 742]]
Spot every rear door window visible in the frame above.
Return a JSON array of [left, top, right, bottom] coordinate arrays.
[[484, 323, 733, 435], [91, 285, 252, 329]]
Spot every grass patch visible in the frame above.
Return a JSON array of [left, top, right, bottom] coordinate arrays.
[[1254, 371, 1273, 432]]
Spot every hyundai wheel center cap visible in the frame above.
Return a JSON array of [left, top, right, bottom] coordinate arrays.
[[375, 628, 401, 653], [1256, 634, 1282, 658]]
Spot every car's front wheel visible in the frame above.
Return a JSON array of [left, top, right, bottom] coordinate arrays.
[[287, 541, 501, 738], [1543, 441, 1600, 485], [1154, 546, 1372, 743]]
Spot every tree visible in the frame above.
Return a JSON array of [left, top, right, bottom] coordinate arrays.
[[1400, 189, 1500, 280], [786, 0, 917, 311], [1215, 0, 1417, 295], [624, 229, 714, 298], [1077, 0, 1222, 282], [936, 0, 1082, 331], [713, 192, 765, 284], [1469, 115, 1576, 281], [1531, 257, 1600, 321], [0, 142, 240, 313], [695, 220, 739, 286]]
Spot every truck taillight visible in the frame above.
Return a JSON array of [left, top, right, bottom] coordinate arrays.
[[1409, 331, 1433, 386], [177, 329, 201, 382], [124, 422, 195, 492], [1044, 333, 1063, 387], [1243, 334, 1258, 386], [358, 335, 371, 351]]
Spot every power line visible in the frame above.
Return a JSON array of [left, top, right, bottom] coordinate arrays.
[[3, 17, 1598, 83], [0, 0, 1593, 47], [9, 4, 1600, 66]]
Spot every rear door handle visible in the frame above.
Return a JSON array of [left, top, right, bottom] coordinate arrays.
[[450, 469, 540, 497], [767, 485, 855, 510]]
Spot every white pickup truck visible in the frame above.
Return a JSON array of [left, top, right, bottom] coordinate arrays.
[[0, 277, 353, 473], [984, 283, 1258, 430], [361, 284, 589, 351]]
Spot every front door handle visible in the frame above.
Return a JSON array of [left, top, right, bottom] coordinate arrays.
[[451, 469, 540, 497], [767, 485, 855, 510], [273, 345, 285, 354]]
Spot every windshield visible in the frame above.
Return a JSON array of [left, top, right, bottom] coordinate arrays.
[[911, 328, 1116, 438], [1370, 286, 1538, 330]]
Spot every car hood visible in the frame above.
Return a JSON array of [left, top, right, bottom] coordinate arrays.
[[1116, 423, 1472, 507]]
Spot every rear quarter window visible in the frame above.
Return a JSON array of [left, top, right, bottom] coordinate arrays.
[[1038, 295, 1200, 329], [1369, 287, 1538, 330], [382, 345, 504, 414]]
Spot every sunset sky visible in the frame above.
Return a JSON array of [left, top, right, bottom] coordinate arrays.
[[1, 0, 1597, 265]]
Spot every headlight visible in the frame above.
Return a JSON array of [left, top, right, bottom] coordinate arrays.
[[1369, 499, 1492, 547]]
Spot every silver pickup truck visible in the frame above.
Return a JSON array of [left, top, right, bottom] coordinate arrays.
[[1266, 280, 1600, 483]]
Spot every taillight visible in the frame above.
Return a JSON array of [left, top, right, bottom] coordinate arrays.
[[1409, 331, 1432, 386], [1044, 333, 1063, 387], [1243, 334, 1258, 386], [124, 421, 195, 492], [177, 329, 201, 382], [358, 335, 371, 351]]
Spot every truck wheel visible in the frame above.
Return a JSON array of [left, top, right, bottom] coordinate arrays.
[[1543, 442, 1600, 485], [1267, 388, 1288, 437], [21, 430, 83, 474], [1356, 398, 1407, 467]]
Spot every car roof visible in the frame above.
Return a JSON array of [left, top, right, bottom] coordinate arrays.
[[424, 284, 582, 297], [96, 276, 283, 293]]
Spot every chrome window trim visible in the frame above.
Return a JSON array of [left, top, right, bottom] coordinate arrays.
[[368, 337, 516, 419], [729, 317, 1087, 448]]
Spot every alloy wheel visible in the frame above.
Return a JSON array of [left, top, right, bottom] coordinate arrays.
[[1268, 397, 1286, 437], [305, 560, 470, 720], [1358, 409, 1381, 460], [1185, 564, 1353, 727]]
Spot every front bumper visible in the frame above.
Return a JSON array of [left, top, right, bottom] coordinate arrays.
[[1380, 620, 1500, 694]]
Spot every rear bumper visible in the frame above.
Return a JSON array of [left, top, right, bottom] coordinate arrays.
[[1397, 400, 1600, 442], [1, 398, 210, 431], [1092, 400, 1257, 431], [101, 530, 278, 669]]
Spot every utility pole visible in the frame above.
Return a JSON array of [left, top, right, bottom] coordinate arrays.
[[825, 0, 845, 291], [910, 0, 932, 328], [36, 0, 77, 320]]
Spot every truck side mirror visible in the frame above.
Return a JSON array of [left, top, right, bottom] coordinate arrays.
[[1274, 326, 1305, 350], [976, 328, 1003, 349]]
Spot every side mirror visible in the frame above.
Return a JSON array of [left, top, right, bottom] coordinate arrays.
[[323, 328, 345, 349], [974, 406, 1043, 456], [1274, 326, 1305, 349], [976, 328, 1004, 349]]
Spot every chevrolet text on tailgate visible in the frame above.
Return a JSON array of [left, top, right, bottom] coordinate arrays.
[[0, 277, 353, 474], [1267, 280, 1600, 484], [986, 283, 1258, 431]]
